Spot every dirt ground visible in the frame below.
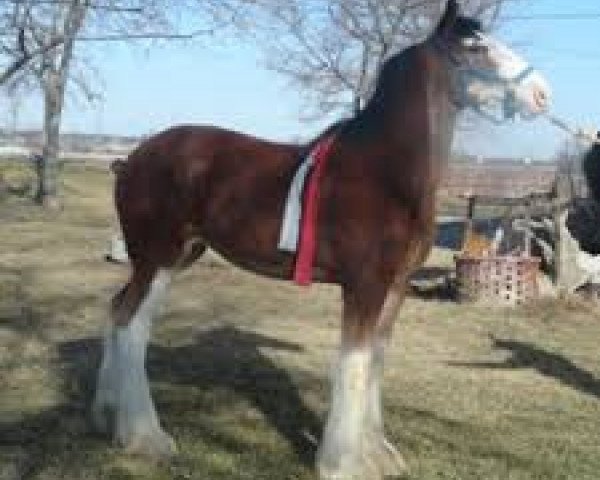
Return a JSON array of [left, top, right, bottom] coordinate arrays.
[[1, 162, 599, 480]]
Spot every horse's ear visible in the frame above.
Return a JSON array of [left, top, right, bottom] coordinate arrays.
[[435, 0, 459, 38]]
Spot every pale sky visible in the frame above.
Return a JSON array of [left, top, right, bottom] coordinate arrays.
[[2, 0, 600, 160]]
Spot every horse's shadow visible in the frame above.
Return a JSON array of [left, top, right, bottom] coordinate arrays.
[[146, 325, 324, 464], [0, 325, 323, 478], [450, 337, 600, 399], [0, 335, 99, 480]]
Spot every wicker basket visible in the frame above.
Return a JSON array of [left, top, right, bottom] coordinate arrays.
[[455, 255, 541, 306]]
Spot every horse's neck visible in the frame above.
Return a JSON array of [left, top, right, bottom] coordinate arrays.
[[386, 59, 457, 185], [347, 48, 457, 186], [427, 77, 457, 185]]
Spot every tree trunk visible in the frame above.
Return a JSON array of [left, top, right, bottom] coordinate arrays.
[[35, 73, 64, 209], [32, 0, 86, 209]]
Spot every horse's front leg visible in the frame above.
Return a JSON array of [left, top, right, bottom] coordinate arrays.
[[317, 285, 407, 480], [365, 287, 408, 477]]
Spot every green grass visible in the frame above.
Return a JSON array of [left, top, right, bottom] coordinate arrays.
[[1, 160, 599, 479]]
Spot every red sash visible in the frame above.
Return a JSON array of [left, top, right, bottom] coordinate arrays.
[[293, 136, 336, 286]]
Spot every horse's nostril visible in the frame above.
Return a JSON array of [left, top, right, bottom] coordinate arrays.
[[534, 89, 549, 109]]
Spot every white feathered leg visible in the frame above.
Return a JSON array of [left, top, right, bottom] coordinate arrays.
[[93, 269, 176, 456], [317, 286, 407, 480], [364, 337, 406, 476], [317, 345, 376, 479]]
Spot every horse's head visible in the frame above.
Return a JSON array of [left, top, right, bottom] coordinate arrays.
[[432, 0, 550, 121]]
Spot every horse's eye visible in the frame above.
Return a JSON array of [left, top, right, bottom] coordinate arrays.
[[465, 43, 487, 54]]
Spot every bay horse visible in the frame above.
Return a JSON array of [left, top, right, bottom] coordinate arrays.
[[92, 1, 551, 478]]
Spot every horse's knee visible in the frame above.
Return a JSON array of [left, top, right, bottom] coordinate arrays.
[[111, 265, 159, 326]]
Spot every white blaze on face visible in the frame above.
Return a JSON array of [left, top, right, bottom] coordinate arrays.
[[462, 32, 551, 118]]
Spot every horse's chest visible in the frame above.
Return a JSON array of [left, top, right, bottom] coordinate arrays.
[[382, 203, 436, 271]]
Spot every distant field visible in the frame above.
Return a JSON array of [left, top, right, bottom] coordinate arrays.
[[1, 160, 599, 480]]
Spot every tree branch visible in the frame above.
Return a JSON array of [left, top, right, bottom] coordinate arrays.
[[0, 31, 63, 84]]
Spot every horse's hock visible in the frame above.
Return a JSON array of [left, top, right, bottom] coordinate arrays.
[[456, 255, 541, 306]]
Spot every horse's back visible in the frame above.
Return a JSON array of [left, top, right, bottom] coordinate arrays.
[[118, 124, 300, 199], [115, 125, 302, 268], [121, 125, 300, 197], [128, 124, 298, 167]]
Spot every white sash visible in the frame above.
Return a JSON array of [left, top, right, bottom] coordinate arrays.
[[278, 150, 316, 253]]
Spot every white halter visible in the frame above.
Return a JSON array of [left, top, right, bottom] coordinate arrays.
[[437, 32, 540, 123]]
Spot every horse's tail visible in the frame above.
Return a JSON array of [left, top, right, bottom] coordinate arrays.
[[105, 158, 130, 264], [583, 135, 600, 202]]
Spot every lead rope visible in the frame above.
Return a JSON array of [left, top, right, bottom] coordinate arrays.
[[543, 112, 600, 146]]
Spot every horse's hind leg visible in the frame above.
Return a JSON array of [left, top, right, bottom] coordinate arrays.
[[92, 262, 176, 456]]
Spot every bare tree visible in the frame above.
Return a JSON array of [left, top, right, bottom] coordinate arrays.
[[24, 1, 87, 207], [225, 0, 507, 118], [0, 1, 66, 85], [6, 0, 221, 208]]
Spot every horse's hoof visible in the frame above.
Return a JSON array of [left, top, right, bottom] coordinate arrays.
[[318, 466, 365, 480], [317, 437, 408, 480], [317, 463, 382, 480], [120, 429, 178, 458], [317, 453, 382, 480]]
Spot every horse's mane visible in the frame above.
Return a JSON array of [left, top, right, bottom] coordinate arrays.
[[305, 120, 349, 150], [305, 8, 484, 148], [304, 44, 421, 149]]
